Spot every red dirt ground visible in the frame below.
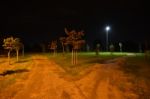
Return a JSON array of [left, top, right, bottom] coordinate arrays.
[[0, 55, 149, 99]]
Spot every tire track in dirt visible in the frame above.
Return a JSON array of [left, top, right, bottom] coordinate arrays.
[[13, 55, 86, 99], [13, 56, 58, 99], [94, 62, 124, 99], [4, 55, 126, 99], [89, 70, 109, 99], [75, 61, 125, 99], [75, 65, 110, 99]]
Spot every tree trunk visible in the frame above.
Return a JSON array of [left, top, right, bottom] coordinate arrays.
[[16, 49, 19, 62], [8, 50, 11, 65], [75, 49, 77, 64], [62, 44, 65, 56], [72, 49, 77, 65], [53, 49, 56, 56], [72, 49, 74, 65], [74, 50, 76, 64], [22, 45, 24, 57]]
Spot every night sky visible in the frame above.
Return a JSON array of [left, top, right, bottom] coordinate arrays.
[[0, 0, 148, 50]]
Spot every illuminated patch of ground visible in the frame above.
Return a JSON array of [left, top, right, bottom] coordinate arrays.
[[0, 54, 149, 99]]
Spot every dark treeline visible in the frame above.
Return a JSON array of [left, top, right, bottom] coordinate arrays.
[[0, 41, 149, 54]]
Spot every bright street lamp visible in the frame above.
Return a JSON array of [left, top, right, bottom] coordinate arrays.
[[105, 26, 110, 51]]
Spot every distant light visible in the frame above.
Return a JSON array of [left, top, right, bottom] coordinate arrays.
[[106, 26, 110, 31]]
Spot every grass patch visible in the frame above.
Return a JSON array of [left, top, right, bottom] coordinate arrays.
[[47, 52, 124, 76], [123, 56, 150, 78], [117, 56, 150, 97]]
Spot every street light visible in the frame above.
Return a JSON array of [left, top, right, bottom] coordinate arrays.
[[105, 26, 110, 51]]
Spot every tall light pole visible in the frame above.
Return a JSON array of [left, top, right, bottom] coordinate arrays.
[[106, 26, 110, 51]]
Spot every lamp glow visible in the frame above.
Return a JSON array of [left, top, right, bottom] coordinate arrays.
[[106, 26, 110, 31]]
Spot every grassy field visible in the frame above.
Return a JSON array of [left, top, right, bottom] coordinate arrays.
[[47, 52, 144, 75], [0, 52, 150, 98]]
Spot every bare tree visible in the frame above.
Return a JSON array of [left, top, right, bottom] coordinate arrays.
[[64, 28, 85, 65]]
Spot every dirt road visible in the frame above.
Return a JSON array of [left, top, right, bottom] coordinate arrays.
[[1, 55, 127, 99], [13, 55, 86, 99]]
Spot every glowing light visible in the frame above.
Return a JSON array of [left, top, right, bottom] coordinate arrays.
[[106, 26, 110, 31]]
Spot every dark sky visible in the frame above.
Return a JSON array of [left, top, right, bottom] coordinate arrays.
[[0, 0, 148, 46]]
